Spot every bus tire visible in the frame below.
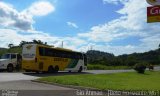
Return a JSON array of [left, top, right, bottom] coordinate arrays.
[[25, 70, 30, 72], [48, 66, 54, 73], [7, 64, 14, 72], [54, 66, 59, 73], [36, 71, 39, 74], [78, 66, 83, 73]]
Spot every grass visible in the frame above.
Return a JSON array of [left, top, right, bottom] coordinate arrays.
[[87, 64, 133, 70], [38, 71, 160, 90]]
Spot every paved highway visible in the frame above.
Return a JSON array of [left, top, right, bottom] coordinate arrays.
[[85, 66, 160, 74], [0, 72, 77, 96]]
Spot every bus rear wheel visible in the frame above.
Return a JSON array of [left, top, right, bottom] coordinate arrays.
[[48, 66, 54, 73]]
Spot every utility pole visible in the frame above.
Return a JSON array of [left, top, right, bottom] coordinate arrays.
[[90, 45, 93, 50], [62, 41, 63, 48]]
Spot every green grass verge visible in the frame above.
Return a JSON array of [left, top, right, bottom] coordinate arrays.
[[38, 71, 160, 90], [87, 64, 133, 70]]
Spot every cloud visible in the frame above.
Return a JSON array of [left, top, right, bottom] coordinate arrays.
[[0, 28, 60, 47], [78, 0, 160, 55], [78, 16, 144, 42], [103, 0, 129, 4], [23, 1, 55, 16], [0, 1, 55, 31], [67, 22, 79, 28], [0, 28, 86, 53], [0, 1, 85, 52], [0, 2, 33, 30]]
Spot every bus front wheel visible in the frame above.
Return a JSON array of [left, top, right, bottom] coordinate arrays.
[[78, 66, 83, 73]]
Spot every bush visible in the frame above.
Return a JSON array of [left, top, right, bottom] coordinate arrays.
[[134, 62, 147, 74], [87, 64, 107, 70], [87, 64, 133, 70]]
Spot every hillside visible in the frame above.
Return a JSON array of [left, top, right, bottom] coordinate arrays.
[[86, 49, 160, 66], [86, 50, 114, 64], [0, 47, 22, 57]]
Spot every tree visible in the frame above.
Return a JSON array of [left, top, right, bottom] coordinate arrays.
[[33, 39, 39, 44], [19, 41, 28, 47], [19, 40, 48, 47], [32, 39, 44, 44], [124, 56, 137, 66], [8, 44, 14, 48], [38, 40, 43, 44], [134, 62, 147, 74]]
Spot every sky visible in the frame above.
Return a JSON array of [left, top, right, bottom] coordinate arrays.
[[0, 0, 160, 56]]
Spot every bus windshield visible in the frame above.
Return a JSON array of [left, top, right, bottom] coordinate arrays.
[[22, 44, 36, 60]]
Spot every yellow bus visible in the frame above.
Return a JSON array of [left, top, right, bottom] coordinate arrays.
[[22, 44, 87, 73]]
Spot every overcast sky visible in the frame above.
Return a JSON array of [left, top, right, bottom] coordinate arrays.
[[0, 0, 159, 56]]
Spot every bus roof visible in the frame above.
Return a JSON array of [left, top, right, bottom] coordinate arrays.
[[54, 47, 73, 52], [25, 44, 81, 54]]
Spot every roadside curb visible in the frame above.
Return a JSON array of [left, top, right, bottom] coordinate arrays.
[[31, 80, 100, 91]]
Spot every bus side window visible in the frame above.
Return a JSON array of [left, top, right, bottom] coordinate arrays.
[[74, 53, 80, 59], [62, 51, 66, 58], [39, 47, 45, 56], [51, 49, 55, 57], [54, 50, 59, 57], [75, 53, 78, 59], [78, 53, 81, 59], [67, 52, 71, 58], [45, 48, 53, 56], [71, 53, 75, 59], [67, 52, 70, 58]]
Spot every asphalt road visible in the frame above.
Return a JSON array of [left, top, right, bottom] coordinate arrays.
[[0, 80, 72, 90], [0, 72, 78, 96], [0, 67, 159, 96], [85, 66, 160, 74], [0, 72, 93, 96]]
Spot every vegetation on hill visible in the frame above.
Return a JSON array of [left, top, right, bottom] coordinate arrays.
[[87, 48, 160, 66], [86, 45, 160, 69], [0, 47, 22, 57]]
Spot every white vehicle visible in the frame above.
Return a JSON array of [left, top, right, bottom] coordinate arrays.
[[0, 53, 22, 72]]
